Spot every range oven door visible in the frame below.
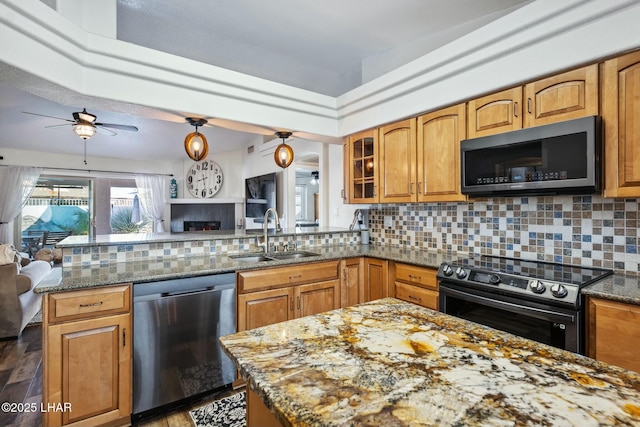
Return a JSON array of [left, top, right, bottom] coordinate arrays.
[[439, 282, 583, 354]]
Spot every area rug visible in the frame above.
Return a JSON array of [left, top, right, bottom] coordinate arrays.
[[190, 391, 246, 427]]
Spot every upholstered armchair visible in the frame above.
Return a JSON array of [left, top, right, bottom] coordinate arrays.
[[0, 259, 51, 339]]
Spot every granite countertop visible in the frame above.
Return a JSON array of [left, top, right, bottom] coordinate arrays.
[[220, 298, 640, 427], [34, 244, 459, 293], [582, 274, 640, 305]]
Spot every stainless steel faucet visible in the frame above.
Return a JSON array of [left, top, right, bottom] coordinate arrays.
[[263, 207, 281, 253]]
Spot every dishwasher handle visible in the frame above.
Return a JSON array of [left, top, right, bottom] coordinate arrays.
[[160, 286, 217, 297]]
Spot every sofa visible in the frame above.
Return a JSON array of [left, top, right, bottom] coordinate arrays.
[[0, 258, 51, 339]]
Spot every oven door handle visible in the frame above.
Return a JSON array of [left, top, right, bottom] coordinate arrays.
[[440, 285, 576, 324]]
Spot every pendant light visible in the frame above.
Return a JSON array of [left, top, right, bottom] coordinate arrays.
[[274, 131, 293, 168], [184, 117, 209, 161]]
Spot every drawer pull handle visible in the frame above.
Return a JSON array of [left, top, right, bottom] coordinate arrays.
[[408, 295, 422, 302], [79, 301, 103, 308], [289, 274, 302, 280], [123, 328, 126, 347], [408, 275, 422, 282]]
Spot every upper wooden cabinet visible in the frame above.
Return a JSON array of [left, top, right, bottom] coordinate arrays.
[[378, 119, 417, 203], [344, 129, 379, 203], [467, 86, 523, 138], [417, 103, 467, 202], [523, 64, 598, 128], [468, 64, 598, 138], [602, 50, 640, 198]]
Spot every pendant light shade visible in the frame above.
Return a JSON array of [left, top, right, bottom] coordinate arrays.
[[73, 123, 96, 139], [184, 118, 209, 161], [274, 131, 294, 168]]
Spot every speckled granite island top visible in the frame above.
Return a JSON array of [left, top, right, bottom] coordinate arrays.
[[220, 298, 640, 427]]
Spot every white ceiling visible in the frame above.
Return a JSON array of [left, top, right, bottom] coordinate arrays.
[[0, 0, 531, 162]]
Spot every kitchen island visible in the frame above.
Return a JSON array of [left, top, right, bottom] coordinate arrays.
[[220, 298, 640, 427]]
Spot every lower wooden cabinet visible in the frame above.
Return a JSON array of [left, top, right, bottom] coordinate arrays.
[[392, 263, 439, 310], [43, 284, 132, 427], [237, 260, 341, 331], [587, 297, 640, 373], [364, 258, 389, 301], [340, 257, 365, 307]]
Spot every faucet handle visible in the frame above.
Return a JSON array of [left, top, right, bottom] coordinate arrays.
[[288, 240, 297, 251]]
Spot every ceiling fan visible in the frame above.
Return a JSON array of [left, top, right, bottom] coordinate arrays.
[[22, 108, 139, 140]]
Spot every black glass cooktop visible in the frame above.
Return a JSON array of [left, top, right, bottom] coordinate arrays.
[[449, 256, 613, 287]]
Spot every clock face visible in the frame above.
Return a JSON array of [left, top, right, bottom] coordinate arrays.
[[186, 160, 223, 198]]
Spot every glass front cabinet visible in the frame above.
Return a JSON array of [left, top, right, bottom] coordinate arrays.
[[344, 129, 378, 203]]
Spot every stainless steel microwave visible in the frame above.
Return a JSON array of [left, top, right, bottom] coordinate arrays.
[[460, 116, 602, 197]]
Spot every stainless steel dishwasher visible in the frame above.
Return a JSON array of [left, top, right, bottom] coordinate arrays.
[[132, 273, 236, 418]]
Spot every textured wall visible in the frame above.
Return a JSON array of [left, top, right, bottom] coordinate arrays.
[[369, 195, 639, 275]]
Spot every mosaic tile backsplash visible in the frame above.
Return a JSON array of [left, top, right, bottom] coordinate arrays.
[[61, 232, 360, 267], [368, 195, 639, 275]]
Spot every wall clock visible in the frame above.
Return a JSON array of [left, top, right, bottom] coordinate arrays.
[[186, 160, 223, 198]]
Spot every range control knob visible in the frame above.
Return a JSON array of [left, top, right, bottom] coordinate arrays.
[[550, 283, 568, 298], [489, 274, 501, 285], [455, 267, 467, 279], [441, 265, 453, 276], [530, 280, 546, 294]]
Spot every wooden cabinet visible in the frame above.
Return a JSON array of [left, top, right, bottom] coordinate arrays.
[[467, 87, 523, 138], [378, 119, 417, 203], [468, 64, 598, 138], [344, 129, 378, 203], [523, 64, 598, 128], [340, 257, 365, 307], [392, 263, 439, 310], [602, 50, 640, 198], [43, 285, 132, 427], [364, 258, 389, 301], [587, 297, 640, 373], [416, 103, 467, 202], [237, 260, 341, 331]]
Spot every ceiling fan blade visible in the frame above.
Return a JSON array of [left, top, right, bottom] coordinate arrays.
[[95, 123, 138, 132], [22, 111, 75, 123], [95, 126, 117, 136], [44, 123, 73, 129]]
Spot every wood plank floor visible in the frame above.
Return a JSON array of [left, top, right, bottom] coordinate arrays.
[[0, 323, 241, 427]]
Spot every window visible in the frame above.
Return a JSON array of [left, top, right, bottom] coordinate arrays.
[[295, 185, 306, 220]]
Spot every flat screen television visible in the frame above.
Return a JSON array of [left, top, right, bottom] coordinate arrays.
[[245, 172, 277, 218]]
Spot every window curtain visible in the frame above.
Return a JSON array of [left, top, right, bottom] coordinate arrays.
[[134, 175, 166, 233], [0, 166, 42, 244]]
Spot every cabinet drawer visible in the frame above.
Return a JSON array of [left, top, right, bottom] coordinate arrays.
[[47, 284, 131, 323], [238, 260, 340, 293], [395, 282, 438, 310], [394, 264, 438, 290]]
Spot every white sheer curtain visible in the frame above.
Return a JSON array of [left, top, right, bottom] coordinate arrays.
[[0, 166, 42, 244], [134, 174, 166, 233]]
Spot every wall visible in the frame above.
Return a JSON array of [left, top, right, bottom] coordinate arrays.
[[368, 194, 639, 275]]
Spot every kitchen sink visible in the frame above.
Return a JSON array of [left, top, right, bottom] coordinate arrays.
[[229, 254, 274, 263], [266, 251, 320, 260]]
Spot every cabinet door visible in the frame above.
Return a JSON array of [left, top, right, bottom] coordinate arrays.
[[295, 279, 340, 318], [587, 297, 640, 373], [378, 119, 417, 203], [523, 64, 598, 128], [467, 87, 523, 138], [347, 129, 378, 203], [394, 282, 439, 311], [238, 287, 294, 331], [365, 258, 389, 302], [340, 258, 365, 307], [417, 103, 467, 202], [603, 50, 640, 198], [44, 314, 131, 427]]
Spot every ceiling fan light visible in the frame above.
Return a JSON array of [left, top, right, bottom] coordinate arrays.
[[274, 131, 294, 168], [184, 130, 209, 161], [73, 123, 96, 139]]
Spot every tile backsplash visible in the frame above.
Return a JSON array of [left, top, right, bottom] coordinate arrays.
[[369, 195, 639, 275]]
